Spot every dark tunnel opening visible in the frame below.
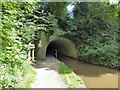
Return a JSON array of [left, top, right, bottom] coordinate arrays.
[[45, 39, 77, 59], [46, 43, 55, 56], [46, 40, 60, 57]]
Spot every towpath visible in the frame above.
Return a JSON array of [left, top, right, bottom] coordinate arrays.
[[31, 56, 68, 88]]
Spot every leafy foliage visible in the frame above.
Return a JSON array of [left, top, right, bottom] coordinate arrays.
[[62, 2, 119, 69], [1, 2, 66, 89], [0, 2, 119, 89], [43, 2, 69, 17], [1, 2, 37, 89]]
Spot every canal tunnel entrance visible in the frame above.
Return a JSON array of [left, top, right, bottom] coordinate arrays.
[[46, 38, 78, 59]]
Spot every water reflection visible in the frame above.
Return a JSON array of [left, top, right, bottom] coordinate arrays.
[[58, 55, 119, 88]]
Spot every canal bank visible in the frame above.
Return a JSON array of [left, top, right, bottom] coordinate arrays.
[[58, 55, 119, 89], [31, 56, 86, 88]]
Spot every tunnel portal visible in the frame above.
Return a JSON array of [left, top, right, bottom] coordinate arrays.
[[46, 38, 78, 59], [35, 32, 78, 60]]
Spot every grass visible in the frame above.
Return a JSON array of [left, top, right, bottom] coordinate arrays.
[[17, 62, 36, 88], [59, 62, 84, 88]]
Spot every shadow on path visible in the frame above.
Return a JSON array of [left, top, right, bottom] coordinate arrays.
[[31, 56, 68, 88]]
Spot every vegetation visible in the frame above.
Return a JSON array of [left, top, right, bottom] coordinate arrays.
[[58, 2, 119, 69], [41, 2, 119, 69], [59, 62, 84, 88], [0, 2, 37, 89], [17, 64, 36, 88], [0, 1, 119, 89]]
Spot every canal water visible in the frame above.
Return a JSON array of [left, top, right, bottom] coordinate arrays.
[[58, 55, 119, 89]]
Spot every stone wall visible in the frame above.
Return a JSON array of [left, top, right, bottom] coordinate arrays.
[[35, 31, 78, 60]]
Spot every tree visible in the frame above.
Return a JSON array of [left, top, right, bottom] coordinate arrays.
[[60, 2, 119, 69]]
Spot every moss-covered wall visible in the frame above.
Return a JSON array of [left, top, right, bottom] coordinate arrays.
[[35, 31, 48, 60], [35, 31, 78, 60]]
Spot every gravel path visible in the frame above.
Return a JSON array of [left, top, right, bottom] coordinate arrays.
[[31, 56, 68, 88]]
